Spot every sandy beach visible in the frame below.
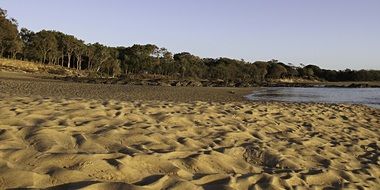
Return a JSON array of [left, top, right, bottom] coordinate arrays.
[[0, 73, 380, 189]]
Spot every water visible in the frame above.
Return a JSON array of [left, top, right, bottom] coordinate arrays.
[[246, 87, 380, 109]]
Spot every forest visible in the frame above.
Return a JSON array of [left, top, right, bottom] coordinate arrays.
[[1, 8, 380, 84]]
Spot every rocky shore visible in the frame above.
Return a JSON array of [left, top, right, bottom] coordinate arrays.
[[55, 75, 380, 88]]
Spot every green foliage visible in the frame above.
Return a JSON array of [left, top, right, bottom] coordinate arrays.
[[0, 8, 21, 58], [1, 7, 379, 81], [32, 30, 58, 63], [266, 63, 287, 79], [174, 52, 205, 79]]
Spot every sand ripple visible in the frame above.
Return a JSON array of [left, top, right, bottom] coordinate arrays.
[[0, 95, 379, 189]]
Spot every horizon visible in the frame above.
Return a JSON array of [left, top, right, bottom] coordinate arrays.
[[1, 0, 379, 70]]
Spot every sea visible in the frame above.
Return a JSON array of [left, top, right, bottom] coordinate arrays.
[[246, 87, 380, 109]]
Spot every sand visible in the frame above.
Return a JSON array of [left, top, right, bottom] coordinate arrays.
[[0, 92, 379, 189], [1, 72, 380, 189], [0, 71, 252, 103]]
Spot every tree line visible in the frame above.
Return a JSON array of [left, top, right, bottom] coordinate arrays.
[[1, 8, 379, 82]]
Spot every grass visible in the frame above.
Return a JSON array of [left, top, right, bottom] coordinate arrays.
[[0, 58, 86, 77]]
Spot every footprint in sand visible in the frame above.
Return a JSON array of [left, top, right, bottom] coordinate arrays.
[[243, 145, 280, 168]]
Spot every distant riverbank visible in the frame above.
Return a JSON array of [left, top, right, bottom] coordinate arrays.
[[1, 58, 380, 88]]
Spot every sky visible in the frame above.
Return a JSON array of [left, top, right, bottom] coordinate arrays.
[[1, 0, 379, 70]]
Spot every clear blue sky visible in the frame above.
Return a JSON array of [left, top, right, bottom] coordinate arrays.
[[1, 0, 379, 70]]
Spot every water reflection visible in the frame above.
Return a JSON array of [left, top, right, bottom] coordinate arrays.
[[247, 87, 380, 109]]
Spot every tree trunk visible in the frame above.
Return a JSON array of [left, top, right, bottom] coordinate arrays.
[[43, 52, 47, 64], [11, 51, 16, 59], [0, 48, 4, 57], [61, 54, 64, 66], [67, 54, 71, 68], [76, 56, 81, 70], [88, 59, 92, 70]]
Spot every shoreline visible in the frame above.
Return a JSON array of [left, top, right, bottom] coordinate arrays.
[[1, 71, 379, 110], [54, 75, 380, 88], [2, 70, 380, 90], [0, 72, 254, 103]]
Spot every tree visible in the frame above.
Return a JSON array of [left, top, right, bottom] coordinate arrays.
[[1, 7, 379, 82], [8, 36, 23, 59], [52, 31, 66, 66], [123, 44, 160, 74], [0, 8, 21, 58], [85, 43, 96, 70], [103, 48, 121, 77], [245, 63, 260, 83], [304, 65, 321, 77], [19, 28, 35, 60], [253, 61, 269, 82], [286, 66, 299, 77], [32, 30, 57, 63], [158, 51, 175, 75], [62, 35, 78, 68], [73, 40, 85, 70], [174, 52, 205, 79], [299, 67, 314, 78], [267, 63, 287, 79]]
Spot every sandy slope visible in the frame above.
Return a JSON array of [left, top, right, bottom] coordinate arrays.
[[0, 94, 379, 189]]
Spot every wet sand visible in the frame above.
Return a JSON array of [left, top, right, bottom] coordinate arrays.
[[0, 71, 252, 102]]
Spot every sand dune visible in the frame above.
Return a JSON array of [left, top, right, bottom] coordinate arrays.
[[0, 94, 379, 189]]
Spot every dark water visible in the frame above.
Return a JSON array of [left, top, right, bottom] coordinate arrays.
[[246, 87, 380, 109]]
